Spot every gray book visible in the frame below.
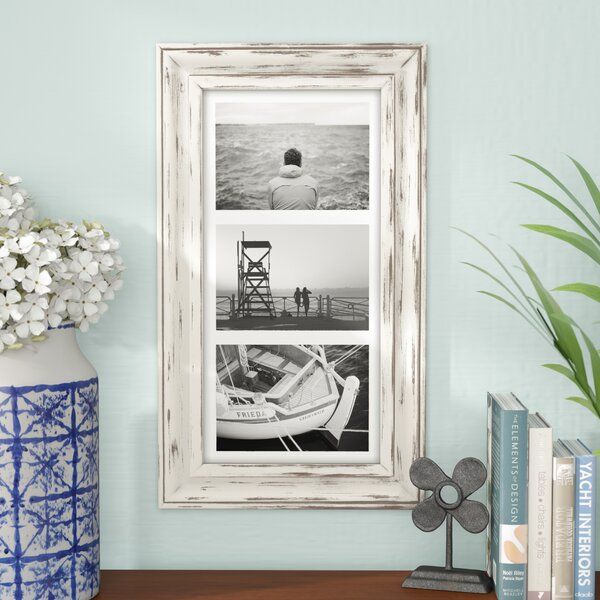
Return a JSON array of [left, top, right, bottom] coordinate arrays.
[[552, 440, 576, 600], [487, 392, 528, 600]]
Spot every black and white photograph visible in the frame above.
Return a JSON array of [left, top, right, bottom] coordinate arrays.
[[215, 98, 370, 210], [215, 224, 370, 331], [216, 344, 369, 452]]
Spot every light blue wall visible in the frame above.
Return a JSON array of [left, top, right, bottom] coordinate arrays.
[[2, 0, 599, 570]]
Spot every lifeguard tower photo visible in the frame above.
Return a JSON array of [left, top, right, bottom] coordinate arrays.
[[215, 225, 370, 331]]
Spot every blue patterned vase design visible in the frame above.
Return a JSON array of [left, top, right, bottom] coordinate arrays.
[[0, 377, 99, 600]]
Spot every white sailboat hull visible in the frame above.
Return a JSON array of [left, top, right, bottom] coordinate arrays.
[[217, 401, 337, 440]]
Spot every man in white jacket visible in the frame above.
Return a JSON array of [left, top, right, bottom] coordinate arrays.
[[267, 148, 319, 210]]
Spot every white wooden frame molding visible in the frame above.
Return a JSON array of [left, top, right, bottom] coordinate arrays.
[[157, 44, 426, 508]]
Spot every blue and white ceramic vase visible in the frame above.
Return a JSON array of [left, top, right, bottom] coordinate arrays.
[[0, 325, 100, 600]]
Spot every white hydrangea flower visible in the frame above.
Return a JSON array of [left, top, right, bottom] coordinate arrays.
[[57, 277, 81, 300], [22, 292, 49, 313], [0, 290, 22, 324], [14, 301, 46, 338], [0, 171, 124, 352], [22, 265, 52, 295], [24, 243, 60, 268], [0, 329, 17, 352], [0, 195, 16, 217], [66, 298, 83, 319], [79, 228, 111, 252], [102, 276, 123, 301], [81, 275, 108, 302], [6, 234, 36, 255], [95, 252, 114, 272], [48, 259, 73, 281], [78, 312, 101, 333], [0, 257, 26, 290], [47, 296, 67, 328], [69, 250, 99, 282]]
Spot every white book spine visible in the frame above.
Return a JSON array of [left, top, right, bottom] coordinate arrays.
[[527, 425, 553, 600]]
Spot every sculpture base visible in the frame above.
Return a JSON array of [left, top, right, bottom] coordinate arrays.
[[402, 565, 494, 594]]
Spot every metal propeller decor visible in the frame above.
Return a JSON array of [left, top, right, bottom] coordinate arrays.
[[402, 457, 494, 594]]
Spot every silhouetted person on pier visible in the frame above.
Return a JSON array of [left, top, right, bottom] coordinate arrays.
[[267, 148, 319, 210], [293, 287, 302, 317], [301, 287, 312, 317]]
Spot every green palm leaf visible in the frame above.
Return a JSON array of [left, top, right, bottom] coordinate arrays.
[[461, 156, 600, 429], [515, 251, 588, 388], [566, 396, 598, 416], [554, 282, 600, 303], [476, 290, 548, 338], [513, 181, 600, 245], [569, 156, 600, 216], [522, 224, 600, 265], [557, 315, 600, 402], [543, 362, 579, 384], [580, 330, 600, 412], [512, 155, 600, 234], [455, 228, 546, 328], [463, 261, 548, 337]]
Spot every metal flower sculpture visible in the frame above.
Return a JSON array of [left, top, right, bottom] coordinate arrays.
[[402, 457, 494, 594]]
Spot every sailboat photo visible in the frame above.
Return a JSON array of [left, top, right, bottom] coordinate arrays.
[[216, 344, 365, 450]]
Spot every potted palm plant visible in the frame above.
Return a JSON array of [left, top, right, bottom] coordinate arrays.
[[460, 156, 599, 429]]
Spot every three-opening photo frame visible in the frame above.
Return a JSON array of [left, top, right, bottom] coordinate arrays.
[[157, 44, 426, 508]]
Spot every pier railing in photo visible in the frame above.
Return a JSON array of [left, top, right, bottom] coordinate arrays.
[[216, 295, 369, 322]]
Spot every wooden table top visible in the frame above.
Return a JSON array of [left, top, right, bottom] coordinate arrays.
[[95, 570, 600, 599]]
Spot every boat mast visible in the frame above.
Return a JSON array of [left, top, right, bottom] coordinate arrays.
[[237, 345, 249, 374]]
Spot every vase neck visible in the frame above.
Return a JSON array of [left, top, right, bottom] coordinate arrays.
[[0, 326, 97, 387]]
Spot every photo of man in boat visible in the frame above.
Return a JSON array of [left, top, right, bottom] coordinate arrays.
[[216, 344, 369, 452], [215, 225, 370, 331]]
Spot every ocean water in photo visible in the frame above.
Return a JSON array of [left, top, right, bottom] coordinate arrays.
[[216, 124, 369, 210], [216, 345, 369, 452]]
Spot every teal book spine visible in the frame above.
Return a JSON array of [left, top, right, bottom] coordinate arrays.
[[574, 452, 596, 600], [488, 395, 528, 600]]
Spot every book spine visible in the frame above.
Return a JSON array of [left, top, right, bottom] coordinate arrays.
[[527, 426, 552, 600], [491, 401, 528, 599], [487, 395, 495, 577], [573, 454, 596, 600], [552, 455, 575, 600]]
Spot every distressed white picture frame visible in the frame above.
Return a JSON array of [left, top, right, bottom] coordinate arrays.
[[157, 44, 426, 508]]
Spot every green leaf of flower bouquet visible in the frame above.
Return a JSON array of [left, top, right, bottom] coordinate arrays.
[[554, 282, 600, 303], [522, 224, 600, 265]]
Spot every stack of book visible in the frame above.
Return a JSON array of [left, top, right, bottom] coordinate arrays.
[[487, 392, 597, 600]]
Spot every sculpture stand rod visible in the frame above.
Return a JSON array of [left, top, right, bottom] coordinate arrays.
[[445, 516, 453, 570]]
